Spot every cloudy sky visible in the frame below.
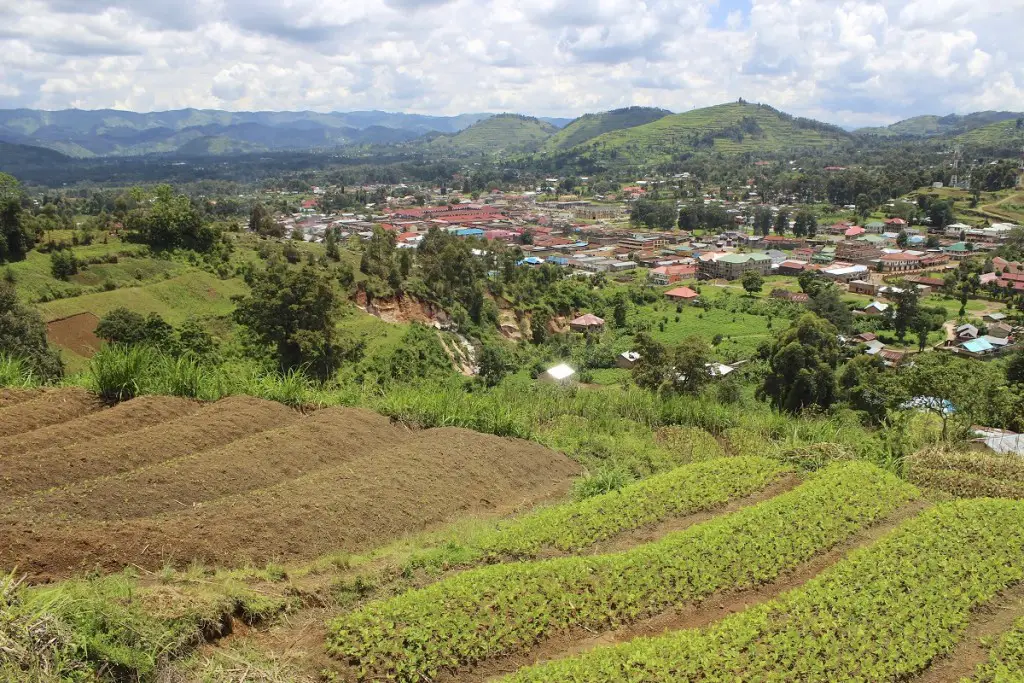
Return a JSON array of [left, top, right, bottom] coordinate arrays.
[[1, 0, 1022, 126]]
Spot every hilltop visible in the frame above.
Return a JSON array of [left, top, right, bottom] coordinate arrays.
[[858, 111, 1023, 138], [567, 101, 853, 163], [423, 114, 559, 154], [0, 140, 70, 169], [540, 107, 672, 152]]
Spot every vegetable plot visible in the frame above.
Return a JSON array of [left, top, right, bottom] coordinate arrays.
[[475, 455, 789, 557], [505, 498, 1024, 682], [328, 462, 916, 681], [967, 616, 1024, 682]]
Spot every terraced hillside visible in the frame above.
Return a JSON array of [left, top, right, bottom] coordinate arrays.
[[570, 101, 853, 162], [857, 111, 1023, 138], [425, 114, 558, 154], [956, 117, 1024, 149], [3, 386, 1024, 682], [539, 107, 671, 152], [0, 388, 580, 580]]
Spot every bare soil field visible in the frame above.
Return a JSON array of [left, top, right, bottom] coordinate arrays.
[[0, 388, 104, 438], [0, 388, 43, 408], [0, 391, 580, 580], [45, 312, 102, 358], [0, 395, 301, 498]]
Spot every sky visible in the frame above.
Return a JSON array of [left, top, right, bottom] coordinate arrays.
[[1, 0, 1023, 127]]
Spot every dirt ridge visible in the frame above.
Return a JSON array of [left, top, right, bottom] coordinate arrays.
[[0, 388, 104, 439]]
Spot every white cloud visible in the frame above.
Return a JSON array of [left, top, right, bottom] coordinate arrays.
[[0, 0, 1020, 127]]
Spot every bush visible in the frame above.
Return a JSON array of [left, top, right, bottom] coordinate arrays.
[[49, 249, 78, 281]]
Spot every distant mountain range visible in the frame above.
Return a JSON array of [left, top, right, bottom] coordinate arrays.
[[1, 104, 1022, 169]]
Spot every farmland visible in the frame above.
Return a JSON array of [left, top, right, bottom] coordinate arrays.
[[2, 378, 1024, 681]]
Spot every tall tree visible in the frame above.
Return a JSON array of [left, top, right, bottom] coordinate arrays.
[[754, 207, 773, 237], [774, 209, 789, 236], [233, 264, 345, 379], [758, 314, 840, 413], [0, 173, 34, 264], [0, 281, 63, 380]]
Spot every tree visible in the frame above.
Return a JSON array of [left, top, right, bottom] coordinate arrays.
[[233, 264, 344, 379], [612, 293, 628, 328], [928, 199, 955, 230], [1008, 349, 1024, 385], [808, 284, 853, 332], [793, 209, 817, 238], [889, 284, 920, 343], [754, 207, 772, 237], [671, 335, 713, 395], [530, 310, 549, 345], [741, 269, 764, 296], [758, 314, 840, 413], [0, 281, 63, 380], [478, 342, 512, 387], [888, 353, 1002, 440], [631, 332, 672, 392], [95, 308, 177, 351], [774, 209, 789, 236], [896, 230, 909, 248], [838, 354, 887, 422], [127, 185, 219, 252], [798, 270, 825, 297], [49, 249, 78, 281], [0, 173, 34, 264], [324, 228, 340, 261], [630, 199, 676, 230]]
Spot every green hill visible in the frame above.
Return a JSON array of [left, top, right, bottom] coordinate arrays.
[[955, 117, 1024, 148], [540, 107, 671, 152], [570, 102, 852, 163], [858, 111, 1023, 138], [0, 141, 70, 168], [425, 114, 558, 154]]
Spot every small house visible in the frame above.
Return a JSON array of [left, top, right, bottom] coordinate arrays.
[[569, 314, 606, 333], [664, 286, 700, 303], [956, 324, 979, 340], [988, 322, 1013, 339], [616, 351, 640, 369], [540, 363, 576, 384], [862, 301, 889, 316], [984, 312, 1008, 324]]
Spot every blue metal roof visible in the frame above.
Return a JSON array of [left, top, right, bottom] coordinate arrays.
[[963, 338, 994, 354]]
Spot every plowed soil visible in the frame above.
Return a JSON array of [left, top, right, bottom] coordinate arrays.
[[0, 389, 43, 409], [46, 312, 102, 358], [0, 388, 104, 438], [0, 427, 580, 580], [4, 407, 413, 521], [0, 395, 200, 458], [0, 395, 300, 498]]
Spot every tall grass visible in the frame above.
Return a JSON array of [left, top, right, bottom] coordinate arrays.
[[83, 346, 321, 407], [0, 354, 38, 388]]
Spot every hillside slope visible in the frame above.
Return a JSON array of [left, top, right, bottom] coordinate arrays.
[[0, 140, 70, 169], [955, 118, 1024, 149], [858, 111, 1023, 138], [540, 107, 671, 152], [425, 114, 558, 154], [570, 102, 852, 163]]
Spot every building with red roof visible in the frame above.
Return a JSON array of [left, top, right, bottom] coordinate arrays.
[[664, 286, 700, 301]]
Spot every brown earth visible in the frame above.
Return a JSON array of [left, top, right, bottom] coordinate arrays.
[[3, 407, 413, 521], [912, 584, 1024, 683], [354, 288, 451, 326], [443, 499, 934, 683], [0, 389, 43, 409], [45, 312, 103, 358], [0, 395, 301, 498], [0, 388, 104, 439], [0, 395, 200, 459], [1, 427, 580, 580]]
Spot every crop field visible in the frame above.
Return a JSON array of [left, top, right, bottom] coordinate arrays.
[[3, 386, 1024, 682], [0, 388, 580, 581]]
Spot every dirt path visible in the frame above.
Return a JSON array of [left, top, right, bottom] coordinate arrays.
[[913, 584, 1024, 683], [445, 499, 934, 683]]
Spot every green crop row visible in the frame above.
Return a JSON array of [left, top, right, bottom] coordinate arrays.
[[474, 456, 789, 557], [907, 447, 1024, 499], [505, 498, 1024, 682], [966, 616, 1024, 682], [327, 462, 917, 681]]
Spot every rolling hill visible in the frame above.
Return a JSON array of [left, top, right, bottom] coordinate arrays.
[[0, 140, 70, 170], [955, 117, 1024, 149], [568, 101, 853, 163], [540, 106, 672, 152], [858, 111, 1024, 138], [424, 114, 559, 154]]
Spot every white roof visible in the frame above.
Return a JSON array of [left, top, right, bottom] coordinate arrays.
[[865, 301, 889, 312], [620, 351, 641, 362], [545, 363, 576, 380]]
